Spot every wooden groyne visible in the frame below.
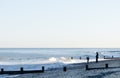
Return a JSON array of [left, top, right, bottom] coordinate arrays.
[[86, 63, 120, 70], [86, 63, 109, 70], [0, 66, 44, 75]]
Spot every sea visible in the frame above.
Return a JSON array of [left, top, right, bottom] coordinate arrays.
[[0, 48, 120, 77]]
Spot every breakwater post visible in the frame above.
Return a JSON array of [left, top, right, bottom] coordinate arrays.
[[1, 68, 4, 74], [105, 64, 108, 68], [20, 67, 23, 74], [86, 65, 89, 70], [63, 66, 67, 72], [71, 57, 73, 59], [42, 66, 44, 72], [104, 56, 105, 59]]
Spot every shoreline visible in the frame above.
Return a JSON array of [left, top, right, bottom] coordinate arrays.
[[9, 59, 120, 78]]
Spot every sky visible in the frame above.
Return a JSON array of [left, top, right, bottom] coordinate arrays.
[[0, 0, 120, 48]]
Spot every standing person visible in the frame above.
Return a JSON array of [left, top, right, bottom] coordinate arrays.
[[86, 56, 89, 63], [96, 52, 99, 63], [79, 57, 81, 60]]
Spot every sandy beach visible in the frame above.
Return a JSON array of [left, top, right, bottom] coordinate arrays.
[[8, 59, 120, 78]]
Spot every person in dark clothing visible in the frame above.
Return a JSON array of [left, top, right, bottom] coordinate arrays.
[[79, 57, 81, 60], [96, 52, 99, 63], [86, 56, 89, 63], [112, 56, 114, 58]]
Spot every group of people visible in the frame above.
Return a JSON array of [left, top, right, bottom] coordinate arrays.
[[87, 52, 99, 63]]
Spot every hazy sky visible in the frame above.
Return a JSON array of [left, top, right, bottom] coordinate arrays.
[[0, 0, 120, 48]]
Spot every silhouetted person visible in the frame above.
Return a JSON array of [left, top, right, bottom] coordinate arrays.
[[79, 57, 81, 60], [86, 56, 89, 63], [112, 56, 114, 58], [96, 52, 99, 63]]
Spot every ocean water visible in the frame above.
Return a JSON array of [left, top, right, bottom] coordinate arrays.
[[0, 48, 119, 78], [0, 48, 120, 64]]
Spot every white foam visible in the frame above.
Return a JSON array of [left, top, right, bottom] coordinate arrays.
[[0, 57, 108, 65], [48, 57, 57, 62]]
